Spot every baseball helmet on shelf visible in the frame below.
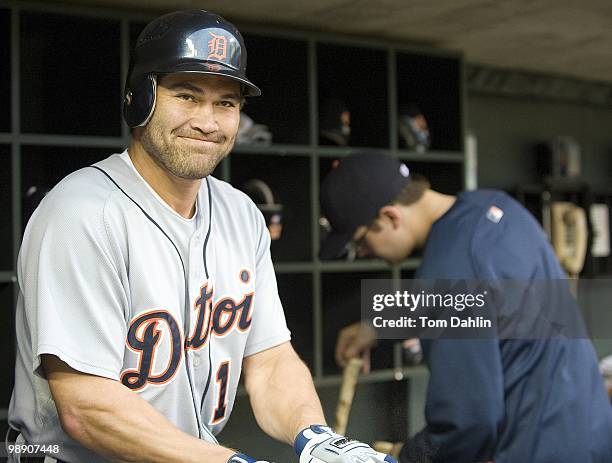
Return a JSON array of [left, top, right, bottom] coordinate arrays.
[[241, 179, 283, 227], [123, 9, 261, 127]]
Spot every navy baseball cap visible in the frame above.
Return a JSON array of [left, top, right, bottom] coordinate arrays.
[[319, 153, 411, 259]]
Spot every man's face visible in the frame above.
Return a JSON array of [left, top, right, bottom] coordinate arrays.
[[138, 73, 241, 179], [351, 215, 417, 265]]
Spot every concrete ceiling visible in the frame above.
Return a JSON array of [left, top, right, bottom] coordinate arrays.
[[43, 0, 612, 84]]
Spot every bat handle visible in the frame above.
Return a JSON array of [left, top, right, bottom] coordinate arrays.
[[334, 357, 363, 435]]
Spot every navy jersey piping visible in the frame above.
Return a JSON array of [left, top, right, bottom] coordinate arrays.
[[200, 177, 214, 411], [89, 165, 205, 439]]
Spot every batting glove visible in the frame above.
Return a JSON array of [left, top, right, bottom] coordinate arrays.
[[227, 453, 274, 463], [294, 425, 397, 463]]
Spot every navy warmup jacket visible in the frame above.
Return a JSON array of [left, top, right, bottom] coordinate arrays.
[[399, 190, 612, 463]]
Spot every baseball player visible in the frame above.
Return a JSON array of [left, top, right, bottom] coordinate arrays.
[[7, 11, 396, 463], [320, 153, 612, 462]]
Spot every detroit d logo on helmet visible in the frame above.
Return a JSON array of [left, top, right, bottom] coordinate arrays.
[[207, 31, 228, 60]]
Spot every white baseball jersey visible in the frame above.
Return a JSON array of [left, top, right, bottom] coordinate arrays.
[[9, 150, 291, 462]]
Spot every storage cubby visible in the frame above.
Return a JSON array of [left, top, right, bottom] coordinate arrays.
[[20, 12, 121, 135], [405, 160, 464, 194], [401, 269, 418, 280], [319, 156, 339, 183], [219, 402, 296, 462], [211, 161, 224, 181], [587, 192, 612, 276], [317, 43, 389, 148], [515, 186, 545, 223], [21, 145, 121, 227], [0, 145, 12, 271], [396, 51, 462, 152], [242, 35, 310, 145], [276, 273, 314, 369], [0, 282, 15, 409], [1, 9, 10, 133], [316, 380, 409, 440], [0, 419, 7, 450], [321, 271, 393, 375], [231, 153, 312, 262], [516, 181, 612, 278]]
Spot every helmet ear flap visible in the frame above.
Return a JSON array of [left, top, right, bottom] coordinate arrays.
[[123, 74, 157, 128]]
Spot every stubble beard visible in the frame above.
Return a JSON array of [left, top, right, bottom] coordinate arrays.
[[140, 120, 235, 180]]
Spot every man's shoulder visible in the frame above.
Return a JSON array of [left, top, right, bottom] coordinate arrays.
[[463, 190, 553, 277], [444, 190, 531, 236], [457, 189, 513, 209], [420, 190, 519, 277], [27, 153, 129, 232], [429, 190, 502, 238], [46, 155, 125, 205], [207, 175, 262, 217], [207, 175, 250, 200]]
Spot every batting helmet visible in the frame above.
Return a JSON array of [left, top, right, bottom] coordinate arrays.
[[123, 9, 261, 128], [241, 179, 283, 227]]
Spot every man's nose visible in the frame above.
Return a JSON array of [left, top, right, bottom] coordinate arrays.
[[191, 103, 219, 134]]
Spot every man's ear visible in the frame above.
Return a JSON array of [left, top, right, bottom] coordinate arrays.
[[379, 205, 402, 229]]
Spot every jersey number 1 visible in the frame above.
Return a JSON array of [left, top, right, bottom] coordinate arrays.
[[212, 361, 229, 424]]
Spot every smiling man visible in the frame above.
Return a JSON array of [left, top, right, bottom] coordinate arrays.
[[7, 10, 396, 463], [137, 74, 243, 176]]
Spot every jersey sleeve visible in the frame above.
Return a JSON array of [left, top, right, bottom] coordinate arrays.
[[19, 189, 128, 380], [243, 211, 291, 357]]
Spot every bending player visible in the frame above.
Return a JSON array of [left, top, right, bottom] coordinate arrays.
[[7, 10, 396, 463], [321, 153, 612, 463]]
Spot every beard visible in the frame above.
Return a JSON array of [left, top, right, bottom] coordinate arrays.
[[140, 117, 235, 180]]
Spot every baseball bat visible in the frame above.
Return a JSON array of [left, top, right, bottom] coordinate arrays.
[[334, 357, 363, 435], [373, 441, 396, 455]]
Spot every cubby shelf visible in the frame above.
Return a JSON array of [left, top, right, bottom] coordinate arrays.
[[235, 366, 429, 397], [314, 366, 429, 388], [0, 272, 16, 283], [0, 135, 466, 164], [320, 259, 421, 273], [1, 134, 126, 148], [274, 259, 422, 274], [233, 144, 311, 156], [396, 149, 465, 163]]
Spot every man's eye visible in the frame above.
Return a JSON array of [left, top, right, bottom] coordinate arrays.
[[218, 100, 236, 108], [177, 94, 196, 102]]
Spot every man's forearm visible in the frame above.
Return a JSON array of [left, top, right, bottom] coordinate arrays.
[[45, 355, 234, 463], [243, 343, 326, 444]]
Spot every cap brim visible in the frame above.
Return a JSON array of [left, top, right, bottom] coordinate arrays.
[[319, 229, 354, 260], [157, 61, 261, 96]]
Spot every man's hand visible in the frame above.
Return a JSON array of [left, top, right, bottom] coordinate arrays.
[[295, 425, 396, 463], [335, 322, 377, 373]]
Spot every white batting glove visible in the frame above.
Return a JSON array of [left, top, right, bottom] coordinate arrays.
[[227, 453, 275, 463], [294, 425, 398, 463]]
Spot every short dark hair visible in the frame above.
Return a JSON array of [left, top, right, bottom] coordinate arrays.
[[393, 173, 430, 206]]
